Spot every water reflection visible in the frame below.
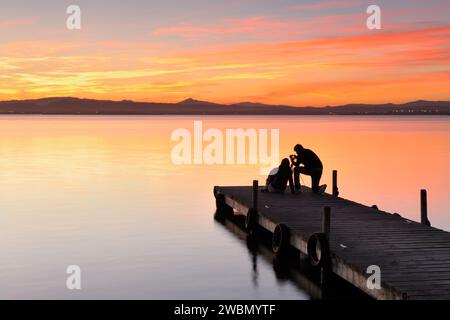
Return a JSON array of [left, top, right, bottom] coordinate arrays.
[[214, 209, 371, 300], [0, 115, 448, 299]]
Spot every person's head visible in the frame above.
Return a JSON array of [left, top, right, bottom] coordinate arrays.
[[279, 158, 291, 174], [294, 144, 304, 155], [280, 158, 290, 169]]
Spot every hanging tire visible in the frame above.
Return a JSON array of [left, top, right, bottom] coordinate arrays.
[[245, 208, 258, 232], [307, 232, 330, 268], [272, 224, 290, 256]]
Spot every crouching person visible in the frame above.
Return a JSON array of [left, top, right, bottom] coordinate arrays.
[[263, 158, 295, 194]]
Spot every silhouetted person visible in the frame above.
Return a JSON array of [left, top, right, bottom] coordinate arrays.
[[263, 158, 295, 194], [290, 144, 327, 194]]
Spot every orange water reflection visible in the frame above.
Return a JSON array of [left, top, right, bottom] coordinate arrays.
[[0, 115, 448, 298], [1, 115, 449, 227]]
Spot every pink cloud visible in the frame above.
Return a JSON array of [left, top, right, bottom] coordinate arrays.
[[0, 18, 35, 27], [153, 16, 292, 38], [153, 25, 247, 36], [230, 16, 290, 28], [151, 13, 365, 41], [288, 0, 367, 11]]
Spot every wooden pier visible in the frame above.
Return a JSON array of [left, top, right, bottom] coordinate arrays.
[[214, 177, 450, 300]]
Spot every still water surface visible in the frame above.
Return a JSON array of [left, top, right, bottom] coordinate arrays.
[[0, 115, 448, 299]]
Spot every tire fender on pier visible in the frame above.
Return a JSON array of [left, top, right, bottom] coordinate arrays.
[[307, 232, 330, 268], [245, 208, 258, 232], [272, 223, 290, 256]]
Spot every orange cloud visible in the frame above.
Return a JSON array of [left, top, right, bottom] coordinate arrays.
[[1, 22, 449, 105]]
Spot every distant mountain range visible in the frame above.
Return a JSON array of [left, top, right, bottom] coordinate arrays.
[[0, 97, 449, 115]]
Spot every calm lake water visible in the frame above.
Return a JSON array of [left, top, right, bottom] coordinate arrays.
[[0, 115, 449, 299]]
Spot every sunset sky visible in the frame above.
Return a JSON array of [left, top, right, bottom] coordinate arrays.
[[1, 0, 449, 106]]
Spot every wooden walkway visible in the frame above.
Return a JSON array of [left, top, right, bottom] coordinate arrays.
[[213, 185, 450, 300]]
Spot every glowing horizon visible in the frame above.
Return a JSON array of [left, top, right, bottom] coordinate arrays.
[[1, 0, 449, 106]]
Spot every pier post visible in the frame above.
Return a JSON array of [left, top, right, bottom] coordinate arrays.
[[320, 207, 332, 288], [421, 189, 431, 226], [332, 170, 339, 197], [322, 207, 331, 241], [252, 180, 259, 211]]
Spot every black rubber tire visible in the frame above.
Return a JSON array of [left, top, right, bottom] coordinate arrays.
[[245, 208, 258, 232], [272, 223, 290, 255], [307, 232, 330, 268]]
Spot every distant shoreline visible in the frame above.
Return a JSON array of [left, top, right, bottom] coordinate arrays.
[[0, 113, 448, 116], [1, 97, 449, 116]]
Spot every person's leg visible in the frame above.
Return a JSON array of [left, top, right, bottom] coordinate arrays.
[[298, 167, 321, 192], [265, 175, 274, 188], [268, 183, 285, 194], [293, 167, 301, 190], [311, 169, 323, 193]]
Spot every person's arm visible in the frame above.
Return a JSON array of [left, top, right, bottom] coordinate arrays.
[[296, 154, 303, 167], [289, 155, 299, 167], [266, 175, 274, 187]]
